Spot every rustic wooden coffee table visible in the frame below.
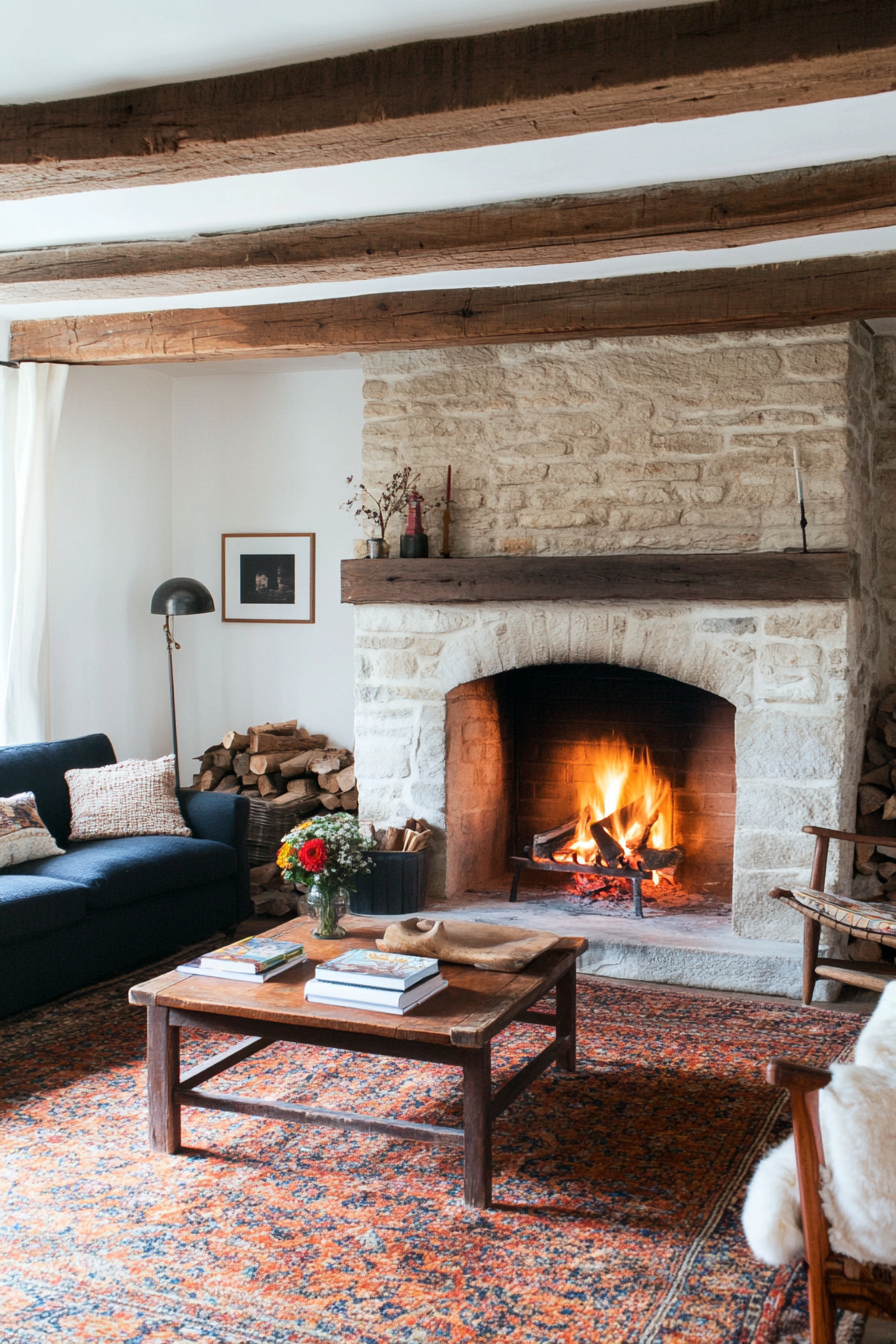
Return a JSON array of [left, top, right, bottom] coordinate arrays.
[[129, 915, 586, 1208]]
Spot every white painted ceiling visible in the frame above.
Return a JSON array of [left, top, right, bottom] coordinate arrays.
[[0, 0, 683, 104], [1, 1, 894, 343]]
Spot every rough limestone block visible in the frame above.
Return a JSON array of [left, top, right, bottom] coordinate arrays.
[[736, 712, 844, 780]]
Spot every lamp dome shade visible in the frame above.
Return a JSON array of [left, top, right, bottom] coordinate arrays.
[[151, 577, 215, 616]]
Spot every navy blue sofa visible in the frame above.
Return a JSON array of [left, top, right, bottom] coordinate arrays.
[[0, 733, 250, 1017]]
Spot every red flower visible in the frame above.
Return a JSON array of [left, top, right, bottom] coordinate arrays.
[[297, 837, 328, 874]]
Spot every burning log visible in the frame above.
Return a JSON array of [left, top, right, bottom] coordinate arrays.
[[589, 820, 624, 865], [533, 817, 578, 860], [634, 846, 684, 871]]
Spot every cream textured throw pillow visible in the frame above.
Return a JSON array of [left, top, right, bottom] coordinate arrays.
[[0, 792, 65, 868], [66, 755, 191, 840]]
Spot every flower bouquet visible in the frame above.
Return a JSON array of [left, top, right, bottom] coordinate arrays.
[[277, 813, 375, 939]]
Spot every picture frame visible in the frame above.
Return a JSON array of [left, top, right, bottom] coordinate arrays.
[[221, 533, 315, 624]]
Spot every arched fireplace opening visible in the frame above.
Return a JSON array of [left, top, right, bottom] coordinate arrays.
[[445, 663, 735, 906]]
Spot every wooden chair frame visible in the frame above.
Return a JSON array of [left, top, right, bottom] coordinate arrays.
[[770, 826, 896, 1005], [766, 1056, 896, 1344]]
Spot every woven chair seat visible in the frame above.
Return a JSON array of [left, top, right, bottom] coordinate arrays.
[[779, 887, 896, 948]]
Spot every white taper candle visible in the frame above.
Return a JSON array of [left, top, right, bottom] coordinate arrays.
[[792, 443, 805, 506]]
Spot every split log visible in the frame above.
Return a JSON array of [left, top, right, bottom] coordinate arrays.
[[286, 777, 318, 799], [879, 861, 896, 880], [249, 731, 327, 754], [217, 785, 241, 794], [589, 820, 624, 865], [860, 763, 894, 787], [859, 784, 890, 814], [248, 720, 298, 737], [199, 766, 228, 790], [335, 765, 356, 793], [635, 845, 684, 871], [883, 795, 896, 821], [383, 826, 405, 851], [240, 772, 260, 787], [885, 721, 896, 749], [241, 788, 261, 798], [867, 738, 894, 766], [280, 750, 318, 779], [214, 773, 240, 792], [232, 751, 252, 776], [268, 792, 317, 812], [318, 771, 341, 792], [222, 730, 250, 751], [404, 830, 431, 852], [856, 842, 876, 864], [319, 792, 341, 810], [308, 751, 352, 775], [340, 787, 359, 810], [249, 750, 312, 775], [250, 861, 280, 886], [257, 773, 284, 798], [209, 748, 233, 770]]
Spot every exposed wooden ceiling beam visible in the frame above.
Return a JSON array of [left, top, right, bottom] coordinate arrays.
[[10, 253, 896, 365], [4, 157, 896, 302], [2, 0, 895, 200]]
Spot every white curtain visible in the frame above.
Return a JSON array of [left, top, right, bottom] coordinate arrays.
[[0, 363, 69, 745]]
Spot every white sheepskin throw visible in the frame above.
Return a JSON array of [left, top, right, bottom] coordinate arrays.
[[742, 981, 896, 1266]]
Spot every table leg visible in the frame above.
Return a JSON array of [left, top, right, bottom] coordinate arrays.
[[555, 964, 577, 1073], [463, 1045, 492, 1209], [147, 1005, 181, 1153]]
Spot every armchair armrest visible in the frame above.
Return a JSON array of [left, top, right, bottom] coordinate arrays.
[[766, 1056, 832, 1092], [803, 825, 896, 849], [177, 790, 251, 920]]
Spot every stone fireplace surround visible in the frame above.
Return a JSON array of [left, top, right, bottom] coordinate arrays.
[[349, 323, 896, 992], [353, 595, 856, 944]]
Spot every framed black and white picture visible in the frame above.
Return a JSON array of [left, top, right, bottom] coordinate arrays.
[[221, 533, 315, 623]]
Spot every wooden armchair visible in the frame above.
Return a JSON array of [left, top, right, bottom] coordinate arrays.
[[766, 1056, 896, 1344], [769, 826, 896, 1005]]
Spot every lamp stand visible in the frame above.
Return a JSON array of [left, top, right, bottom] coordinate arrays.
[[163, 615, 182, 787]]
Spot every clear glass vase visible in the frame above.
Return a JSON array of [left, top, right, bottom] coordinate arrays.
[[306, 879, 349, 939]]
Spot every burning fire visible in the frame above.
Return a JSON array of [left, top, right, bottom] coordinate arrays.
[[553, 738, 674, 885]]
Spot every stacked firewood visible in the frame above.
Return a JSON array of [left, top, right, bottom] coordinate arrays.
[[855, 689, 896, 905], [189, 718, 358, 817]]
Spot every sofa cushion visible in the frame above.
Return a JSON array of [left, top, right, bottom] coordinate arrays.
[[0, 875, 88, 942], [13, 836, 238, 910], [0, 735, 116, 845]]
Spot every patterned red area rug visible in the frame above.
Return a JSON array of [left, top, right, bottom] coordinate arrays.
[[0, 954, 864, 1344]]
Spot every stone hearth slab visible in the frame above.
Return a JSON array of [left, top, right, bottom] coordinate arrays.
[[428, 896, 813, 999]]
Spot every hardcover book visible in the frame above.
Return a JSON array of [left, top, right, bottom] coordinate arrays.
[[200, 935, 305, 973], [305, 975, 447, 1015], [315, 948, 439, 991], [178, 952, 306, 984]]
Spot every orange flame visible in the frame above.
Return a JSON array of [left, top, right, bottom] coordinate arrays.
[[555, 738, 673, 884]]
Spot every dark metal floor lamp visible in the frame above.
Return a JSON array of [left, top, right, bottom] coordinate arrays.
[[151, 578, 215, 787]]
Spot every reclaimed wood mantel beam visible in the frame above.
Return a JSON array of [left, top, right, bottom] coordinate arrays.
[[340, 553, 855, 605], [4, 157, 896, 302], [2, 0, 895, 199], [10, 254, 896, 365]]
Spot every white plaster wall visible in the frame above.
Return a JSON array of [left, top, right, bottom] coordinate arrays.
[[170, 368, 363, 767], [48, 365, 174, 760]]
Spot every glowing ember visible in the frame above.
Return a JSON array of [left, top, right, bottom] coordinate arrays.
[[550, 737, 676, 886]]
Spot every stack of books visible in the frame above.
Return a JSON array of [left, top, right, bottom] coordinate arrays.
[[305, 949, 447, 1014], [177, 935, 305, 983]]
